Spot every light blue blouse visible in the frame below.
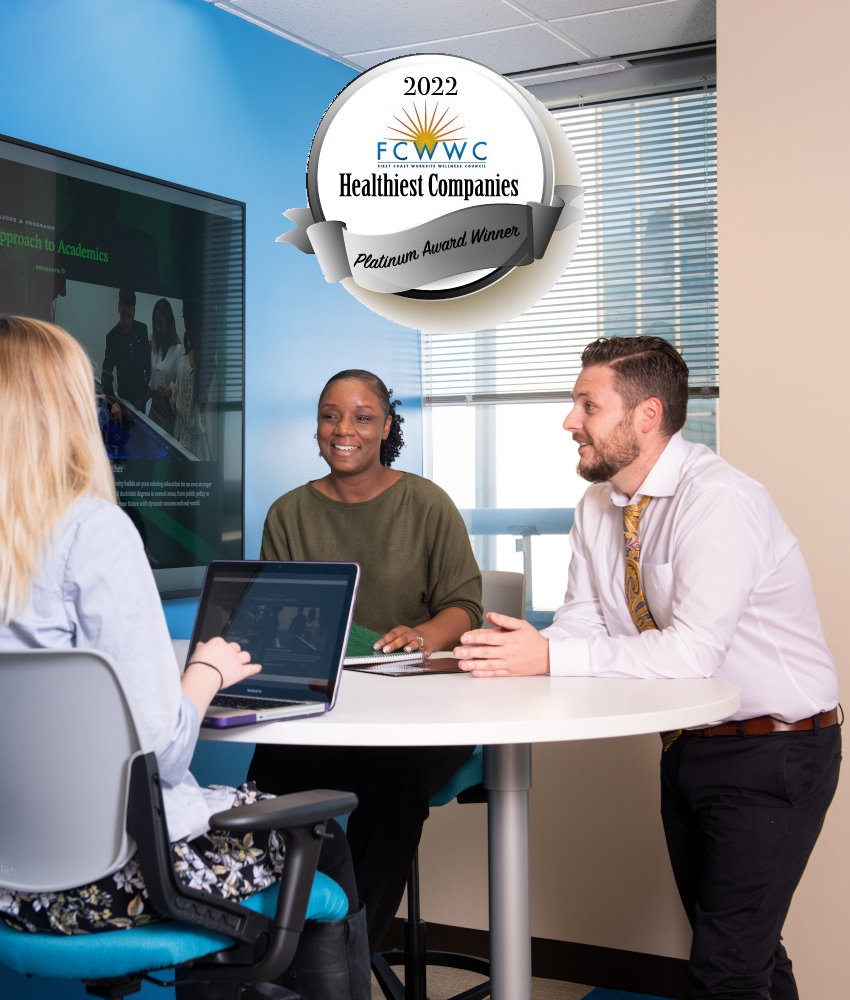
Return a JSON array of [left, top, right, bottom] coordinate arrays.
[[0, 494, 233, 841]]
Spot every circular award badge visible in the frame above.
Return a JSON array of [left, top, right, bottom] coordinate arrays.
[[279, 53, 583, 333]]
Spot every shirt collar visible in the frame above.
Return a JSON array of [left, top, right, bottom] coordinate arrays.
[[609, 432, 688, 507]]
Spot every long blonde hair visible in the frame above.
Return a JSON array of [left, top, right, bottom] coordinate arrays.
[[0, 315, 117, 623]]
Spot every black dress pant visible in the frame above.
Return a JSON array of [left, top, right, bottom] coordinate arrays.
[[247, 742, 475, 952], [660, 724, 841, 1000]]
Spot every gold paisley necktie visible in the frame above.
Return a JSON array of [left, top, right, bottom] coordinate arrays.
[[623, 496, 657, 633], [623, 497, 680, 749]]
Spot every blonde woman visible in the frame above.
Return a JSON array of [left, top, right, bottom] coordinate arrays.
[[0, 316, 368, 999]]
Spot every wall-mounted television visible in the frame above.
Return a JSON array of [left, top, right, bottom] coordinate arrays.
[[0, 133, 244, 597]]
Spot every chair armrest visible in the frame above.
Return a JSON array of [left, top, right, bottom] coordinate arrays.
[[209, 789, 358, 834]]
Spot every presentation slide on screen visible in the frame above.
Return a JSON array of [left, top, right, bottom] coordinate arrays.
[[0, 139, 244, 583]]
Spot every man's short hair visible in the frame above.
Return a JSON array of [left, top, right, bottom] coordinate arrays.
[[118, 289, 136, 308], [581, 336, 689, 436]]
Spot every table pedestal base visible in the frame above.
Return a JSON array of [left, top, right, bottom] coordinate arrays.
[[484, 743, 532, 1000]]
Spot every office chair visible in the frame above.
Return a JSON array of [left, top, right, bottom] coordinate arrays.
[[0, 648, 358, 1000], [372, 571, 526, 1000]]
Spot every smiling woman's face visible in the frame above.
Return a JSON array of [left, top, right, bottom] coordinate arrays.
[[316, 378, 392, 476]]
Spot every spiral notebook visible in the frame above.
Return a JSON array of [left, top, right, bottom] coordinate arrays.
[[344, 622, 464, 675]]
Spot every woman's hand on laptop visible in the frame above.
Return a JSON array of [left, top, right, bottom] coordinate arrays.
[[183, 637, 262, 715]]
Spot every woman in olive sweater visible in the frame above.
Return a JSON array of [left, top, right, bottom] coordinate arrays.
[[248, 369, 482, 952]]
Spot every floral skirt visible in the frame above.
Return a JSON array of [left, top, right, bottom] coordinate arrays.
[[0, 784, 285, 936]]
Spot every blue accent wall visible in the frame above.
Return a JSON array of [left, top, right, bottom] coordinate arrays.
[[1, 1, 422, 995]]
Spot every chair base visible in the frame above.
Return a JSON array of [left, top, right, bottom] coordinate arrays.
[[372, 915, 491, 1000], [373, 948, 490, 1000]]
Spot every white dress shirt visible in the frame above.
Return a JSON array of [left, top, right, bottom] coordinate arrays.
[[0, 495, 232, 841], [544, 433, 839, 724]]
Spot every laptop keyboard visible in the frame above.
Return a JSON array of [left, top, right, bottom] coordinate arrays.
[[212, 694, 300, 710]]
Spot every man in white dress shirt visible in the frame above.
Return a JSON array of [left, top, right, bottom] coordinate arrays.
[[455, 336, 840, 1000]]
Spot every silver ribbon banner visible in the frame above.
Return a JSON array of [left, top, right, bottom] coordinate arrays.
[[277, 185, 582, 294]]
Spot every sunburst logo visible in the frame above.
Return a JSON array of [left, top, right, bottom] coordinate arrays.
[[386, 102, 464, 158]]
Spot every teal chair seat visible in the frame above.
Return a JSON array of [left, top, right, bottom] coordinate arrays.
[[0, 871, 347, 982], [428, 747, 483, 807]]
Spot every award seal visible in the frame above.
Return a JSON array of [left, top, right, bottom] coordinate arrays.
[[279, 53, 583, 333]]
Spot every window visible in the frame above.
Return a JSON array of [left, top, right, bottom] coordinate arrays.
[[423, 87, 718, 626]]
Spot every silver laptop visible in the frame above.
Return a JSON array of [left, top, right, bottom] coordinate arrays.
[[187, 560, 360, 728]]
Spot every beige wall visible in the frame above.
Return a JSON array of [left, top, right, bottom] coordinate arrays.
[[417, 1, 850, 995], [715, 0, 850, 993]]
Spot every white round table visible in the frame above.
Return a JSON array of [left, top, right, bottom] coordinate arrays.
[[191, 650, 740, 1000]]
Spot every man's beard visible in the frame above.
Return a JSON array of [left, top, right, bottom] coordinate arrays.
[[576, 418, 639, 484]]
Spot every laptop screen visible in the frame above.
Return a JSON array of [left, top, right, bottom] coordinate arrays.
[[189, 560, 360, 704]]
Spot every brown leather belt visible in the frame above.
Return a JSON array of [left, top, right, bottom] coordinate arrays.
[[685, 708, 840, 738]]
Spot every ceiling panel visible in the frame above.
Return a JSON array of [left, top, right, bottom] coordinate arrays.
[[521, 0, 669, 15], [236, 0, 530, 55], [209, 0, 716, 77], [347, 25, 592, 75], [550, 0, 715, 56]]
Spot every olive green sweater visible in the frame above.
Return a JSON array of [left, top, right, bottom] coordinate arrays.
[[260, 473, 482, 636]]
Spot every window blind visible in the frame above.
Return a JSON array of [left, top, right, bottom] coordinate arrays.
[[422, 87, 717, 405], [200, 210, 244, 404]]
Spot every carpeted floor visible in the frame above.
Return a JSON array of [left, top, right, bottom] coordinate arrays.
[[370, 967, 589, 999], [370, 968, 671, 999]]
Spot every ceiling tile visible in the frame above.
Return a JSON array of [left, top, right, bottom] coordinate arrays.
[[521, 0, 667, 16], [235, 0, 532, 54], [346, 25, 591, 75], [551, 0, 715, 57]]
